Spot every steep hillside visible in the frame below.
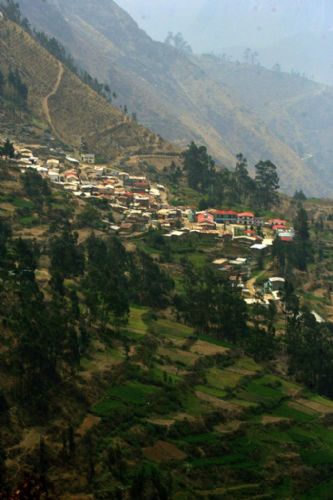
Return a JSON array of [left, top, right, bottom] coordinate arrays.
[[15, 0, 323, 195], [0, 17, 172, 158], [2, 159, 333, 496], [198, 55, 333, 194]]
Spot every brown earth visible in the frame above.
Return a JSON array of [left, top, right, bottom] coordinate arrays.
[[143, 440, 187, 463]]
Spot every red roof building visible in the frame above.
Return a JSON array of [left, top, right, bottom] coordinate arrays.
[[280, 236, 293, 242], [272, 224, 287, 231], [214, 210, 238, 216], [270, 219, 287, 226], [197, 212, 214, 224], [238, 212, 255, 218]]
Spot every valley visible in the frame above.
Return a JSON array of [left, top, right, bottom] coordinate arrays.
[[1, 2, 333, 498], [15, 0, 332, 197]]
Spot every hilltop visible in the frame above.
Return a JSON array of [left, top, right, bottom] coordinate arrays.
[[14, 0, 326, 196], [0, 16, 174, 160]]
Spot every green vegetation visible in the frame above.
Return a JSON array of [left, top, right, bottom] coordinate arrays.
[[2, 9, 333, 496], [182, 143, 280, 210]]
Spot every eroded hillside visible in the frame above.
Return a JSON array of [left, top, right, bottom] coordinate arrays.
[[0, 18, 173, 159]]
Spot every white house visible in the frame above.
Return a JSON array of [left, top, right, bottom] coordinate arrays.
[[267, 277, 285, 292], [81, 153, 95, 164], [48, 170, 61, 183], [65, 156, 80, 168], [46, 158, 60, 169]]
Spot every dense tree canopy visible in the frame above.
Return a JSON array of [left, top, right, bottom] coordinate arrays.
[[181, 143, 280, 212], [178, 263, 247, 342]]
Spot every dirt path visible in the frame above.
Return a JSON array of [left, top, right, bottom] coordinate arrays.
[[246, 267, 269, 296], [42, 60, 64, 138], [86, 119, 130, 141]]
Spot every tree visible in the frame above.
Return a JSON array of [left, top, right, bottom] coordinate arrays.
[[165, 32, 192, 55], [0, 139, 15, 159], [182, 142, 215, 193], [21, 170, 50, 203], [179, 264, 247, 342], [294, 205, 310, 241], [50, 230, 84, 279], [293, 189, 307, 201], [0, 441, 6, 488], [234, 154, 255, 204], [286, 312, 333, 397], [131, 251, 174, 309], [0, 69, 4, 96], [8, 68, 28, 104], [293, 205, 312, 271], [163, 161, 182, 185], [198, 198, 209, 211], [38, 436, 48, 475], [84, 235, 129, 327], [130, 464, 172, 499], [255, 160, 279, 210], [77, 204, 102, 229]]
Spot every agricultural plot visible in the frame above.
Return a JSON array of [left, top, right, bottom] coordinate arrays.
[[154, 318, 194, 340], [92, 381, 159, 418], [158, 346, 198, 367], [88, 312, 333, 498], [126, 306, 149, 335]]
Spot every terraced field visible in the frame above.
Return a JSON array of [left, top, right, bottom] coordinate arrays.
[[86, 307, 333, 498]]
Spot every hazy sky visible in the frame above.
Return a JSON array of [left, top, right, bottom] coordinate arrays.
[[115, 0, 333, 85], [116, 0, 333, 50], [116, 0, 205, 42]]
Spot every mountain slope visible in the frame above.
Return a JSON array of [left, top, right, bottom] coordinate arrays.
[[117, 0, 333, 86], [15, 0, 323, 195], [198, 55, 333, 194], [0, 16, 172, 158]]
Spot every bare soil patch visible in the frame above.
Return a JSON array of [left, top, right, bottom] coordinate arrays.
[[143, 440, 186, 462], [261, 415, 290, 425], [190, 340, 229, 356], [77, 415, 101, 437], [214, 420, 243, 433], [195, 391, 241, 413], [296, 398, 333, 415]]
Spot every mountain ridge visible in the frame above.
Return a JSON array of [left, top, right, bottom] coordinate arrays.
[[14, 0, 326, 196]]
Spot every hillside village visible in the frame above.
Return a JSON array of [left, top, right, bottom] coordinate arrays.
[[1, 136, 333, 498], [3, 1, 333, 496], [3, 141, 308, 310]]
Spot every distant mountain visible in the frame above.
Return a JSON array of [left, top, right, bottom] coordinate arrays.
[[15, 0, 327, 196], [191, 0, 333, 49], [118, 0, 333, 86], [198, 55, 333, 194]]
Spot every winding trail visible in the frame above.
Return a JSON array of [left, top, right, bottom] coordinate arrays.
[[42, 60, 64, 138]]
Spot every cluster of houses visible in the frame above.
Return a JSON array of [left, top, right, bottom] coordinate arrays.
[[12, 146, 297, 244], [14, 148, 174, 234], [7, 143, 325, 321]]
